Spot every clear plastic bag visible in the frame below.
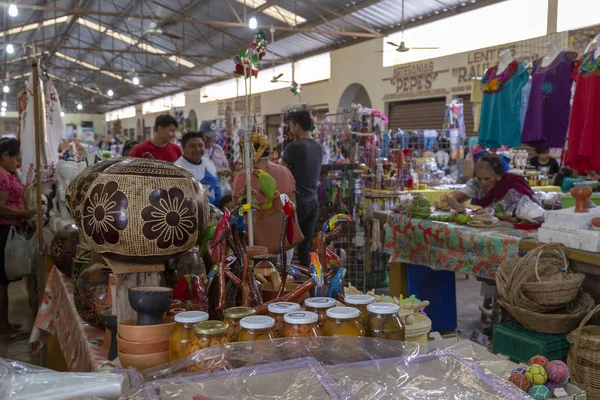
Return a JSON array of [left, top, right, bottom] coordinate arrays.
[[122, 338, 530, 400], [515, 195, 545, 222], [0, 358, 125, 399]]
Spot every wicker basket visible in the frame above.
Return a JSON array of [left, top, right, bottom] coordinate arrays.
[[401, 311, 432, 344], [497, 243, 584, 313], [567, 304, 600, 399], [499, 290, 594, 334]]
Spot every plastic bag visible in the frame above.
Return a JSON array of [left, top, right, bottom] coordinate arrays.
[[4, 226, 34, 281], [515, 195, 545, 222], [122, 338, 530, 400], [0, 358, 125, 399]]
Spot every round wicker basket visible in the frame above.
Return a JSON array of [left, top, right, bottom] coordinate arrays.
[[400, 311, 431, 344], [568, 304, 600, 399]]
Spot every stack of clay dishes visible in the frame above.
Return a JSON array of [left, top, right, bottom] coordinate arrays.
[[117, 286, 174, 370]]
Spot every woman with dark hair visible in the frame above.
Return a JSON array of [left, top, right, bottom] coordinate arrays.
[[0, 139, 36, 339], [553, 167, 585, 192], [448, 154, 535, 213], [122, 140, 140, 157]]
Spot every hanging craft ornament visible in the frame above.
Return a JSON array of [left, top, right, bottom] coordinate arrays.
[[233, 29, 268, 78], [251, 131, 269, 161], [290, 81, 302, 96]]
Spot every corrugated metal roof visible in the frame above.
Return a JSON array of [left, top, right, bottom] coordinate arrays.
[[0, 0, 502, 113]]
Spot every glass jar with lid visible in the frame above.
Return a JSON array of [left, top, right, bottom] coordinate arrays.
[[238, 316, 277, 342], [343, 294, 375, 323], [283, 311, 321, 338], [267, 302, 301, 336], [304, 297, 336, 328], [322, 306, 366, 337], [366, 302, 405, 341], [188, 321, 229, 373], [223, 306, 256, 342], [170, 311, 209, 361]]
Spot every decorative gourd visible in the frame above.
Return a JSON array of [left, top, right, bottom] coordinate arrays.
[[50, 223, 79, 277], [80, 158, 209, 262]]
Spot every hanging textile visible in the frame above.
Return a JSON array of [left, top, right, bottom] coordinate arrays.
[[478, 61, 529, 149], [522, 51, 577, 149], [44, 79, 63, 169], [20, 71, 47, 186], [566, 50, 600, 173]]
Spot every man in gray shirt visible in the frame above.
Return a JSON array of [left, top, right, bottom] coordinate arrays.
[[282, 110, 322, 267]]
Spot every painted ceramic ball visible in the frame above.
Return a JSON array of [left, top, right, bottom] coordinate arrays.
[[526, 364, 548, 385], [80, 158, 209, 262], [66, 157, 125, 228], [545, 381, 562, 390], [529, 384, 552, 400], [508, 373, 531, 392], [528, 355, 549, 369], [74, 263, 111, 329], [512, 366, 527, 375], [547, 360, 569, 383], [50, 223, 79, 277]]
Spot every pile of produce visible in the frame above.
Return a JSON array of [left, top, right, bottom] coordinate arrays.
[[429, 212, 472, 225], [405, 196, 432, 219], [433, 195, 452, 211], [507, 355, 570, 399], [469, 208, 499, 227]]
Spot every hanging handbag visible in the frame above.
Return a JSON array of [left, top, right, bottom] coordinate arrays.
[[4, 225, 34, 281]]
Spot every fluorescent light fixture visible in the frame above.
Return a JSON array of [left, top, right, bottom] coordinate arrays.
[[132, 76, 140, 85], [61, 111, 65, 117], [8, 4, 18, 18], [77, 18, 194, 68], [77, 103, 83, 110], [2, 86, 8, 94], [107, 89, 114, 97], [249, 17, 258, 29], [6, 53, 41, 64], [0, 112, 5, 117], [6, 44, 14, 54], [11, 72, 31, 80], [0, 16, 69, 38], [1, 101, 6, 107], [235, 0, 306, 26], [0, 107, 5, 113]]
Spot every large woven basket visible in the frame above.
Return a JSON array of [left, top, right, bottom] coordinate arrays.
[[497, 243, 584, 313], [568, 304, 600, 399], [401, 311, 432, 344], [499, 290, 594, 334]]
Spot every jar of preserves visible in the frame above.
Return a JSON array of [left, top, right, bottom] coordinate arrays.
[[238, 316, 277, 342], [188, 321, 229, 373], [223, 306, 256, 342], [366, 302, 405, 341], [322, 307, 366, 337], [343, 294, 374, 323], [267, 302, 301, 336], [170, 311, 209, 361], [304, 297, 336, 328], [283, 311, 321, 338]]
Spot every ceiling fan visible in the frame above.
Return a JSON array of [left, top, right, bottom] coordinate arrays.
[[377, 0, 440, 53]]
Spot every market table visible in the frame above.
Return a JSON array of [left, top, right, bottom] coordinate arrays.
[[407, 185, 561, 205], [29, 265, 113, 372]]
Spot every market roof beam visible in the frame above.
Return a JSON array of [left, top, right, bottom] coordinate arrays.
[[301, 0, 381, 36]]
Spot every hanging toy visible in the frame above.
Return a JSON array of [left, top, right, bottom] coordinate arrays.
[[251, 131, 269, 161], [290, 81, 302, 96], [233, 29, 268, 78]]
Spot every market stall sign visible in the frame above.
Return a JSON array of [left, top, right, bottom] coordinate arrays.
[[384, 61, 449, 100]]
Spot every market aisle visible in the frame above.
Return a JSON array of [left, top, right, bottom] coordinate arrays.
[[0, 280, 41, 366]]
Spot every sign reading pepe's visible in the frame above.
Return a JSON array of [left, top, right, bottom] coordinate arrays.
[[389, 61, 439, 93]]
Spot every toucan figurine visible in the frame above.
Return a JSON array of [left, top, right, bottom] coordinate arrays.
[[309, 252, 325, 297], [230, 203, 260, 231], [322, 213, 352, 233], [325, 248, 342, 273], [212, 207, 231, 264], [198, 224, 216, 258], [328, 267, 346, 299]]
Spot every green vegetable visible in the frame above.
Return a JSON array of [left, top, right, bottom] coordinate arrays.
[[405, 196, 432, 219], [454, 214, 472, 225]]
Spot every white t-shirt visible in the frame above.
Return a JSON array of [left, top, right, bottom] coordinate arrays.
[[175, 156, 221, 205]]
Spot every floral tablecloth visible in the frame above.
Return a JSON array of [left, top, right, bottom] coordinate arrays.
[[29, 265, 114, 372], [383, 214, 538, 279]]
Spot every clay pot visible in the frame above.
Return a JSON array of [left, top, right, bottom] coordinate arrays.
[[79, 158, 210, 263], [570, 187, 593, 213], [117, 318, 175, 342], [128, 286, 173, 326], [118, 350, 170, 370], [116, 335, 169, 355], [50, 224, 80, 277], [74, 263, 111, 329], [72, 242, 92, 282], [101, 309, 118, 361], [592, 217, 600, 228]]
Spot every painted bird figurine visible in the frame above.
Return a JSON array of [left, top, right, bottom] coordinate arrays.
[[322, 213, 352, 233], [309, 252, 325, 297], [328, 267, 346, 299], [280, 193, 296, 244], [212, 207, 231, 264], [198, 224, 216, 257], [325, 247, 342, 273], [255, 169, 276, 210], [230, 203, 260, 231]]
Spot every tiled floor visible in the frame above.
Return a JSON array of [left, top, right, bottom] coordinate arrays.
[[0, 279, 42, 366]]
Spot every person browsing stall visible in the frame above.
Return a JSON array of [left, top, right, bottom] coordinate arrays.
[[0, 139, 36, 340], [175, 132, 222, 207], [553, 167, 586, 193], [448, 154, 535, 213], [281, 110, 322, 267], [530, 147, 559, 176], [122, 140, 139, 157], [129, 115, 181, 162]]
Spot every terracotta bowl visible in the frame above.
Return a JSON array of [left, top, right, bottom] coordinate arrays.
[[118, 317, 175, 342], [118, 350, 170, 370], [116, 335, 169, 355]]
